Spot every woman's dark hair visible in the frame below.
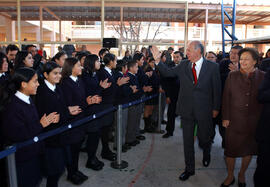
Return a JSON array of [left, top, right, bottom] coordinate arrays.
[[76, 51, 90, 61], [133, 53, 144, 62], [103, 53, 116, 66], [84, 54, 99, 75], [266, 48, 270, 58], [205, 51, 217, 58], [42, 61, 61, 77], [98, 48, 109, 58], [14, 51, 31, 70], [115, 60, 127, 72], [0, 67, 36, 112], [61, 57, 79, 79], [239, 48, 260, 64], [0, 52, 7, 70], [144, 57, 155, 72], [161, 51, 167, 60], [51, 51, 67, 62]]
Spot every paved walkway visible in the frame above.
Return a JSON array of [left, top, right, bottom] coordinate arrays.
[[41, 116, 256, 187]]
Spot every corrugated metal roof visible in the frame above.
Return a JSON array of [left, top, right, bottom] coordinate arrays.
[[0, 1, 270, 24]]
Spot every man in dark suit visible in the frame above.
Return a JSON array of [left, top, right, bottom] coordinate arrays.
[[152, 41, 221, 181]]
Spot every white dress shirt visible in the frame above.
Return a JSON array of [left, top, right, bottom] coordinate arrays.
[[104, 66, 112, 76], [15, 91, 30, 104], [70, 75, 78, 82], [0, 72, 5, 77], [192, 56, 203, 79], [44, 80, 56, 92]]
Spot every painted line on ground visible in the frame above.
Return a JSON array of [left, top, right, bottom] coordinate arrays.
[[128, 134, 155, 187]]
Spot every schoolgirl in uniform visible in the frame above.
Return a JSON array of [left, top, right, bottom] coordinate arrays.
[[14, 51, 34, 70], [51, 51, 68, 67], [0, 67, 58, 187], [35, 62, 81, 187], [81, 54, 109, 170], [97, 53, 129, 161], [143, 57, 160, 133], [59, 57, 91, 185], [0, 52, 9, 84]]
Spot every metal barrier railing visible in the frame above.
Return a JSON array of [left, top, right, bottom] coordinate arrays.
[[0, 93, 161, 187]]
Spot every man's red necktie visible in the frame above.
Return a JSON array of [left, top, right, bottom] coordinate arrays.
[[192, 63, 197, 85]]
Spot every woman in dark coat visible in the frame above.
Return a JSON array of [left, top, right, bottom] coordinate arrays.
[[221, 48, 265, 187], [254, 68, 270, 187]]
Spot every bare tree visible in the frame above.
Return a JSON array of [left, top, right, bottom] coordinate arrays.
[[111, 21, 166, 53]]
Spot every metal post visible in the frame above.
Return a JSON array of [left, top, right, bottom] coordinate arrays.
[[204, 9, 208, 54], [111, 105, 128, 169], [184, 1, 189, 57], [156, 92, 165, 134], [17, 0, 21, 50], [39, 6, 43, 42], [101, 0, 105, 44], [6, 146, 18, 187]]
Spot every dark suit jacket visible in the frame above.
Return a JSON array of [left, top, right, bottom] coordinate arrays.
[[256, 68, 270, 143], [259, 58, 270, 72], [157, 58, 221, 120]]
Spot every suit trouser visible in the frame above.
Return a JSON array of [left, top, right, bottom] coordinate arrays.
[[166, 97, 177, 134], [181, 118, 214, 173], [126, 104, 142, 143], [254, 142, 270, 187], [212, 112, 226, 148], [114, 107, 128, 145]]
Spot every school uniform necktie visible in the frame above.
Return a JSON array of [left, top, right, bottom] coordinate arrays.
[[192, 63, 197, 85]]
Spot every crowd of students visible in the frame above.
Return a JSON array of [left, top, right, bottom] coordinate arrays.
[[0, 43, 269, 187]]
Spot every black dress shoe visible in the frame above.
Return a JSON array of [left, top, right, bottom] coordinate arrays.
[[140, 129, 145, 134], [238, 181, 246, 187], [123, 144, 131, 150], [67, 174, 84, 185], [75, 171, 88, 181], [136, 135, 146, 140], [101, 152, 116, 161], [161, 120, 167, 124], [86, 157, 104, 171], [162, 133, 173, 138], [179, 171, 195, 181], [126, 140, 140, 147], [220, 177, 235, 187], [202, 155, 211, 167]]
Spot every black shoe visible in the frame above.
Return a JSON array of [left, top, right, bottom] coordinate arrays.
[[202, 154, 211, 167], [123, 143, 131, 150], [101, 151, 116, 161], [80, 147, 87, 152], [220, 177, 235, 187], [126, 140, 140, 147], [86, 157, 104, 171], [67, 174, 84, 185], [161, 120, 167, 124], [162, 133, 173, 138], [140, 129, 145, 134], [179, 171, 195, 181], [238, 182, 246, 187], [75, 171, 88, 181], [136, 135, 146, 140]]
